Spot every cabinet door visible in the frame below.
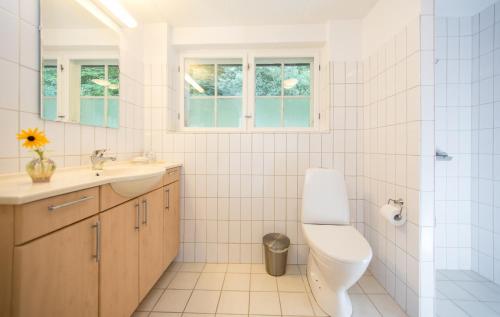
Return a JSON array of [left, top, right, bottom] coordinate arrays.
[[164, 181, 180, 267], [100, 199, 139, 317], [139, 188, 164, 299], [12, 216, 99, 317]]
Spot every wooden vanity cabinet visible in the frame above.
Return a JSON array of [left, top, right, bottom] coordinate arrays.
[[164, 181, 180, 266], [12, 216, 100, 317], [138, 187, 165, 300], [0, 166, 181, 317], [99, 199, 140, 317]]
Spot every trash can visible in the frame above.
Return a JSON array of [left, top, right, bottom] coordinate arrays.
[[263, 233, 290, 276]]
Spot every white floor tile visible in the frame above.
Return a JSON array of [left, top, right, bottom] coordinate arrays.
[[348, 283, 364, 294], [453, 281, 500, 301], [223, 273, 250, 291], [155, 270, 178, 289], [358, 276, 386, 294], [279, 292, 314, 316], [249, 292, 281, 315], [251, 263, 267, 274], [351, 294, 382, 317], [132, 312, 150, 317], [436, 281, 476, 300], [217, 291, 249, 314], [196, 273, 225, 290], [368, 294, 407, 317], [251, 274, 277, 291], [154, 289, 192, 312], [169, 272, 200, 290], [184, 290, 221, 314], [180, 263, 206, 272], [227, 263, 252, 273], [137, 288, 164, 311], [277, 275, 306, 292], [454, 300, 500, 317], [149, 313, 181, 317], [183, 314, 215, 317], [285, 265, 301, 275], [203, 263, 228, 273], [435, 299, 468, 317]]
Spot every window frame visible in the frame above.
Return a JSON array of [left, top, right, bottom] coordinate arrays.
[[179, 51, 249, 132], [178, 49, 320, 132]]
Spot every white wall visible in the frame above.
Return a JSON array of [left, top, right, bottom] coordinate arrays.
[[434, 15, 473, 270], [327, 20, 363, 61], [0, 1, 144, 173], [362, 0, 422, 58], [470, 3, 500, 284], [436, 0, 498, 17]]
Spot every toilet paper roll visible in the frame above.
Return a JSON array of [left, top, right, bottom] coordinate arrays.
[[380, 204, 406, 226]]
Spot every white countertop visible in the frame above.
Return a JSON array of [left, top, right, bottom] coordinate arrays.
[[0, 161, 182, 205]]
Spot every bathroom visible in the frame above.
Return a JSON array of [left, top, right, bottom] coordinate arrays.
[[0, 0, 497, 316]]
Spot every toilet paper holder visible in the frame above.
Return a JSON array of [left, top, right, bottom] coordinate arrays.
[[387, 198, 404, 221]]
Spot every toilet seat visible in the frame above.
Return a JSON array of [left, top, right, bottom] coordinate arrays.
[[302, 224, 372, 264]]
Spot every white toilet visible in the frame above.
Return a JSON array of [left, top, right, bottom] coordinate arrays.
[[301, 168, 372, 317]]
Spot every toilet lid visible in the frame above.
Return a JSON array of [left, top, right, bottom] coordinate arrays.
[[302, 224, 372, 264]]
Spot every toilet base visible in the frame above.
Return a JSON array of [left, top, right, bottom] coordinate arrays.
[[307, 255, 353, 317]]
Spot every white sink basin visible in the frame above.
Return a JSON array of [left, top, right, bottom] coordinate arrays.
[[96, 166, 165, 198], [110, 173, 163, 198]]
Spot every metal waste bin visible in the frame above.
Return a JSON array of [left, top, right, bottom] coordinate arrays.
[[263, 233, 290, 276]]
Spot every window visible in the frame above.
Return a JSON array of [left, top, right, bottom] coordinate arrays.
[[184, 58, 243, 128], [76, 63, 120, 128], [181, 52, 318, 130], [254, 58, 313, 128], [42, 61, 58, 121]]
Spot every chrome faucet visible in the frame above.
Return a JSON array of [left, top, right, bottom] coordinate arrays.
[[90, 149, 116, 170]]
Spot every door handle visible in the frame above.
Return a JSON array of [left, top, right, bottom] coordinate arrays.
[[92, 221, 101, 262], [135, 202, 140, 230], [142, 199, 148, 225]]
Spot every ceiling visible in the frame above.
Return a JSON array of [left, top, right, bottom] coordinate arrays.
[[44, 0, 379, 29]]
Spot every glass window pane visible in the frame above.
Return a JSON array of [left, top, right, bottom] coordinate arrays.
[[80, 98, 105, 126], [217, 98, 241, 127], [284, 63, 311, 96], [186, 98, 215, 127], [187, 64, 215, 97], [217, 64, 243, 96], [107, 98, 119, 128], [43, 65, 57, 97], [108, 65, 120, 97], [255, 64, 282, 96], [81, 65, 105, 96], [42, 98, 57, 120], [255, 97, 281, 127], [284, 97, 310, 127]]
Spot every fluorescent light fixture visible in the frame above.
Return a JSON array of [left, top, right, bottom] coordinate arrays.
[[75, 0, 120, 33], [283, 78, 298, 89], [98, 0, 138, 28], [92, 79, 111, 86], [185, 74, 205, 93]]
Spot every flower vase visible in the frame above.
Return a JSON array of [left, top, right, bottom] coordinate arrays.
[[26, 157, 56, 183]]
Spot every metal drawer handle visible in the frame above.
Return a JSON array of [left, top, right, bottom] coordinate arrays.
[[165, 189, 170, 209], [48, 195, 94, 211], [142, 199, 148, 225], [135, 202, 140, 230], [92, 221, 101, 262]]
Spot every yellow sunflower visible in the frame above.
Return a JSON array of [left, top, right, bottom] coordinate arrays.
[[17, 128, 49, 149]]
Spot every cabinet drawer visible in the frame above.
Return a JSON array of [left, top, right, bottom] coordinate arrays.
[[163, 167, 180, 185], [14, 187, 99, 245]]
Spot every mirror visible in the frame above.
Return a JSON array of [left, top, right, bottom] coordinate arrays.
[[40, 0, 120, 128]]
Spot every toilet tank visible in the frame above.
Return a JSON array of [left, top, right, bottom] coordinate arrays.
[[301, 168, 350, 225]]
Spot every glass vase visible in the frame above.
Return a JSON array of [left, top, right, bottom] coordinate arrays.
[[26, 157, 56, 183]]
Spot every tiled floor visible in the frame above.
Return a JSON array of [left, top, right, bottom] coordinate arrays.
[[436, 270, 500, 317], [133, 262, 407, 317]]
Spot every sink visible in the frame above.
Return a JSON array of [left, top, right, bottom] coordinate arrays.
[[110, 173, 163, 198], [96, 166, 165, 198]]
